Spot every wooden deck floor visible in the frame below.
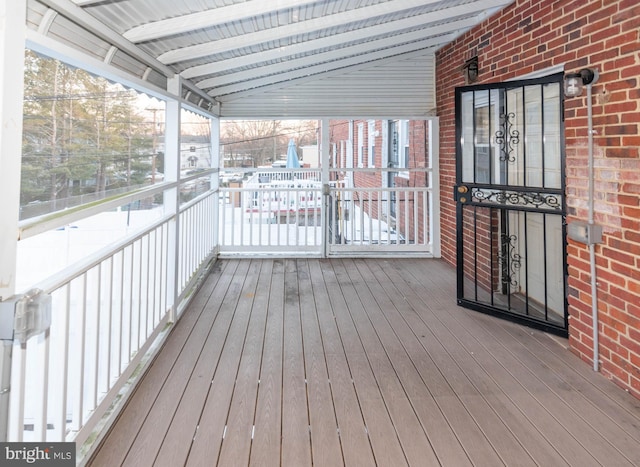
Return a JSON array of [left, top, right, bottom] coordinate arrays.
[[88, 258, 640, 466]]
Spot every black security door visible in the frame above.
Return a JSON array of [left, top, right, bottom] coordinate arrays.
[[454, 73, 568, 336]]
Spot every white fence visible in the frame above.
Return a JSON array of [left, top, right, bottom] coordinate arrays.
[[7, 185, 217, 454], [327, 186, 432, 254], [219, 167, 437, 257], [219, 168, 323, 255]]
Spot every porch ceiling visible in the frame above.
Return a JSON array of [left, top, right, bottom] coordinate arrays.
[[28, 0, 513, 117]]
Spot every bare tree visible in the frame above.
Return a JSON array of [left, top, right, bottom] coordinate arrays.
[[220, 119, 317, 167]]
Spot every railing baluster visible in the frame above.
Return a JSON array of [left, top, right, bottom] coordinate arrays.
[[71, 275, 87, 432], [8, 341, 26, 441], [106, 257, 113, 396], [62, 285, 71, 439], [92, 265, 101, 414], [238, 192, 243, 247], [144, 232, 151, 340], [415, 191, 419, 246], [159, 225, 166, 321], [378, 189, 383, 245], [127, 244, 134, 365], [221, 191, 227, 246], [34, 330, 50, 441], [137, 240, 143, 351], [149, 229, 157, 331], [404, 189, 409, 248], [367, 189, 372, 246], [295, 188, 300, 246]]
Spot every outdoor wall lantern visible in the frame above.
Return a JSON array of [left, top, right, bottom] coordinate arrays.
[[564, 68, 599, 97], [462, 57, 479, 84]]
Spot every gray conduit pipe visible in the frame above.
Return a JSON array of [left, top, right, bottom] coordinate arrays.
[[587, 81, 599, 372]]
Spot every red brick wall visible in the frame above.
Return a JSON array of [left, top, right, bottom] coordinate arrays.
[[436, 0, 640, 397]]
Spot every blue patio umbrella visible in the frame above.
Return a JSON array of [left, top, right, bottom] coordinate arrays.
[[286, 139, 301, 168]]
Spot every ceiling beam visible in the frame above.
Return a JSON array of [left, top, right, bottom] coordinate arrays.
[[157, 0, 447, 64], [38, 0, 175, 74], [71, 0, 109, 5], [37, 0, 217, 107], [197, 17, 475, 91], [181, 4, 488, 80], [124, 0, 317, 43]]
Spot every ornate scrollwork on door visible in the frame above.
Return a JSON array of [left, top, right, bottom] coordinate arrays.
[[498, 233, 522, 288], [495, 112, 519, 162], [472, 188, 562, 211]]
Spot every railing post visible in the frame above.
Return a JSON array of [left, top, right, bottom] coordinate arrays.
[[165, 76, 181, 322], [0, 0, 27, 441], [429, 118, 441, 258], [0, 341, 11, 441], [320, 118, 331, 257], [211, 116, 220, 253]]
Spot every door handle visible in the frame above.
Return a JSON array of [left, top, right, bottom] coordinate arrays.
[[454, 185, 469, 203]]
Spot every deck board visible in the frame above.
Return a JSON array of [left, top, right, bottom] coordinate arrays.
[[89, 260, 235, 467], [89, 258, 640, 467], [327, 259, 411, 466], [249, 259, 284, 467], [476, 316, 637, 466], [217, 260, 273, 466], [370, 262, 508, 465], [297, 259, 344, 467], [149, 259, 246, 467], [280, 259, 312, 467], [399, 259, 634, 465], [132, 259, 251, 467], [397, 260, 595, 462], [308, 260, 376, 467], [369, 260, 538, 466], [186, 259, 264, 467], [341, 259, 442, 466]]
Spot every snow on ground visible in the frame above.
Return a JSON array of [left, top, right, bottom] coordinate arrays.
[[16, 206, 165, 292]]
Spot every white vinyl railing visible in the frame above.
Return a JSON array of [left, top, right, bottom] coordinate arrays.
[[7, 185, 217, 452], [219, 167, 437, 257], [177, 190, 218, 297], [219, 168, 323, 255], [327, 186, 432, 254]]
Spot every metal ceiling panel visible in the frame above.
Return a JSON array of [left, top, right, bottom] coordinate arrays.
[[28, 0, 514, 117], [218, 49, 437, 118]]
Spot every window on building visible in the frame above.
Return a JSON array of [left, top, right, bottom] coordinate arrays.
[[367, 120, 376, 167], [399, 120, 410, 178], [357, 123, 364, 168], [332, 142, 337, 167]]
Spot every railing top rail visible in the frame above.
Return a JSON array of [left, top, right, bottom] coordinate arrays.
[[223, 185, 321, 191], [331, 187, 431, 192], [221, 186, 429, 192], [221, 167, 320, 173], [18, 182, 174, 241], [179, 188, 217, 212], [180, 168, 217, 183], [329, 167, 432, 173]]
